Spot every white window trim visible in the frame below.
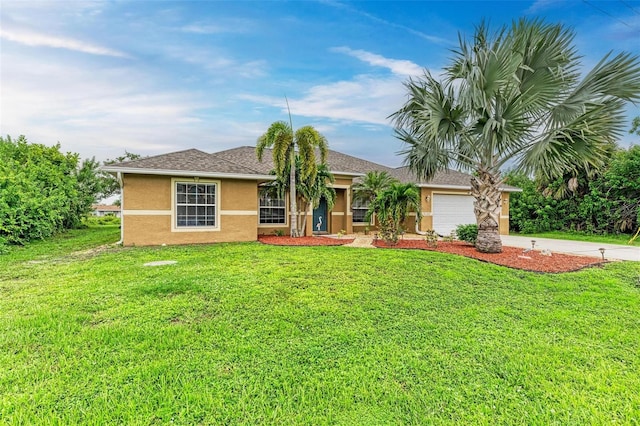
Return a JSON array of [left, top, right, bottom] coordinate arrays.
[[257, 190, 289, 228], [171, 178, 220, 233]]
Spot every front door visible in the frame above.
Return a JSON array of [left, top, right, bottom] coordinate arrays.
[[312, 197, 328, 233]]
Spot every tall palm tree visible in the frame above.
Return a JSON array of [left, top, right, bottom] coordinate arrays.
[[257, 121, 328, 237], [366, 183, 421, 245], [391, 19, 640, 253], [296, 163, 336, 236], [352, 171, 398, 205]]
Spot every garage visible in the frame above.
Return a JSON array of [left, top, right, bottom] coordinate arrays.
[[432, 194, 476, 235]]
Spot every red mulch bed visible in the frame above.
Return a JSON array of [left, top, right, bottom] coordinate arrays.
[[374, 240, 606, 273], [258, 236, 606, 273], [258, 235, 355, 246]]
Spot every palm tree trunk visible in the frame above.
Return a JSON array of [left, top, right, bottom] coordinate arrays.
[[289, 149, 299, 237], [298, 199, 308, 236], [471, 169, 503, 253]]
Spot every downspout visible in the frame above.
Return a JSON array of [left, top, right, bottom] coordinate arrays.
[[116, 171, 124, 245], [414, 216, 427, 236]]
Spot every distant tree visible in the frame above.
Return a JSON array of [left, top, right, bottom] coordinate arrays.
[[101, 151, 142, 200], [366, 183, 421, 245], [257, 121, 328, 237], [391, 19, 640, 253]]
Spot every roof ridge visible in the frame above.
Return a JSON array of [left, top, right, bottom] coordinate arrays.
[[110, 148, 206, 167], [208, 149, 267, 175]]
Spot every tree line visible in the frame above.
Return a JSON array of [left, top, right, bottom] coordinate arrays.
[[0, 135, 133, 249], [506, 143, 640, 236]]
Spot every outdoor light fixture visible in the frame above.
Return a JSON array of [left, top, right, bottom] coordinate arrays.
[[599, 248, 606, 261], [531, 240, 536, 250], [425, 195, 431, 202]]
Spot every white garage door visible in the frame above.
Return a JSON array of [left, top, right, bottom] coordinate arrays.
[[432, 194, 476, 235]]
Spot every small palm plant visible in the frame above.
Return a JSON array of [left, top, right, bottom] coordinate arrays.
[[352, 171, 398, 205], [366, 183, 421, 245]]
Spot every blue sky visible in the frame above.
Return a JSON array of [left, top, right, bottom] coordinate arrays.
[[1, 0, 639, 167]]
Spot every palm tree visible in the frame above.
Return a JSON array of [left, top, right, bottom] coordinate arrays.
[[267, 160, 337, 236], [366, 183, 421, 245], [391, 19, 640, 253], [296, 163, 336, 236], [352, 171, 398, 205], [257, 121, 328, 237]]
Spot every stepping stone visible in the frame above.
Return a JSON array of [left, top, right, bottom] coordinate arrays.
[[143, 260, 177, 267]]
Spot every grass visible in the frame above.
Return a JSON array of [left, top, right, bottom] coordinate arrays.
[[515, 230, 640, 246], [1, 227, 639, 424]]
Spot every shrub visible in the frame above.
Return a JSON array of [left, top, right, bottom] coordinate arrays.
[[424, 230, 438, 247], [456, 224, 478, 245]]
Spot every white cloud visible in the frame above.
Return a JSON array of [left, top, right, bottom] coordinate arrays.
[[0, 26, 128, 58], [181, 19, 254, 34], [321, 0, 449, 45], [240, 75, 406, 126], [163, 46, 267, 79], [526, 0, 563, 13], [0, 50, 223, 160], [332, 47, 423, 77]]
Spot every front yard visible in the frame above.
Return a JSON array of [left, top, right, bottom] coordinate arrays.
[[1, 227, 639, 424]]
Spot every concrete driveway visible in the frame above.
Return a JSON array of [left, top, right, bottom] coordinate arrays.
[[501, 235, 640, 262]]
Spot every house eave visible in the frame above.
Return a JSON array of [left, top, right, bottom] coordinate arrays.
[[416, 183, 522, 192], [101, 166, 276, 181], [330, 170, 366, 177]]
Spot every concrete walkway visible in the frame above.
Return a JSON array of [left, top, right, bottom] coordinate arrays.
[[501, 235, 640, 262], [343, 235, 376, 248]]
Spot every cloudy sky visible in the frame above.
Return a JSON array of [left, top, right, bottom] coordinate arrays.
[[1, 0, 639, 167]]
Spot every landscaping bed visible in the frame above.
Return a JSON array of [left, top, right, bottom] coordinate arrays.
[[374, 240, 605, 273], [258, 235, 355, 246], [258, 234, 606, 273]]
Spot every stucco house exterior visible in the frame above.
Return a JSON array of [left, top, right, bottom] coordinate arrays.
[[102, 146, 520, 246]]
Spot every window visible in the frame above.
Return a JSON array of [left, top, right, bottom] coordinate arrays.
[[259, 190, 286, 225], [175, 182, 217, 228], [352, 199, 370, 223]]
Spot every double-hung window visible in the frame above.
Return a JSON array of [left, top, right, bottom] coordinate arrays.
[[352, 198, 370, 223], [259, 190, 286, 225], [175, 182, 217, 228]]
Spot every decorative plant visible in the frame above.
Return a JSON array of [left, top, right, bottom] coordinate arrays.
[[442, 230, 456, 242], [424, 230, 438, 247], [456, 224, 478, 245], [365, 183, 421, 245]]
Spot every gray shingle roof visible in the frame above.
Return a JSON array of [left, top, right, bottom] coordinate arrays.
[[212, 146, 397, 176], [103, 148, 263, 175], [391, 166, 473, 186], [104, 145, 519, 191]]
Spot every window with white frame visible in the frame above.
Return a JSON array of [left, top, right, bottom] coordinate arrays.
[[175, 182, 217, 227], [352, 198, 370, 223], [259, 189, 286, 225]]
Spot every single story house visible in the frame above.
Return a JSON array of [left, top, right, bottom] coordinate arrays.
[[91, 204, 122, 218], [102, 146, 520, 246]]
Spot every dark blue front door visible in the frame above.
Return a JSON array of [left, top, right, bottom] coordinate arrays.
[[313, 197, 328, 233]]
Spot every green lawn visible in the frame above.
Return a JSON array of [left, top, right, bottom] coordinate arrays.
[[515, 230, 640, 246], [1, 227, 639, 424]]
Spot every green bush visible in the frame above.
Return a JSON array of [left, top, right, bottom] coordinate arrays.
[[0, 135, 108, 246], [82, 215, 121, 227], [456, 224, 478, 245]]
